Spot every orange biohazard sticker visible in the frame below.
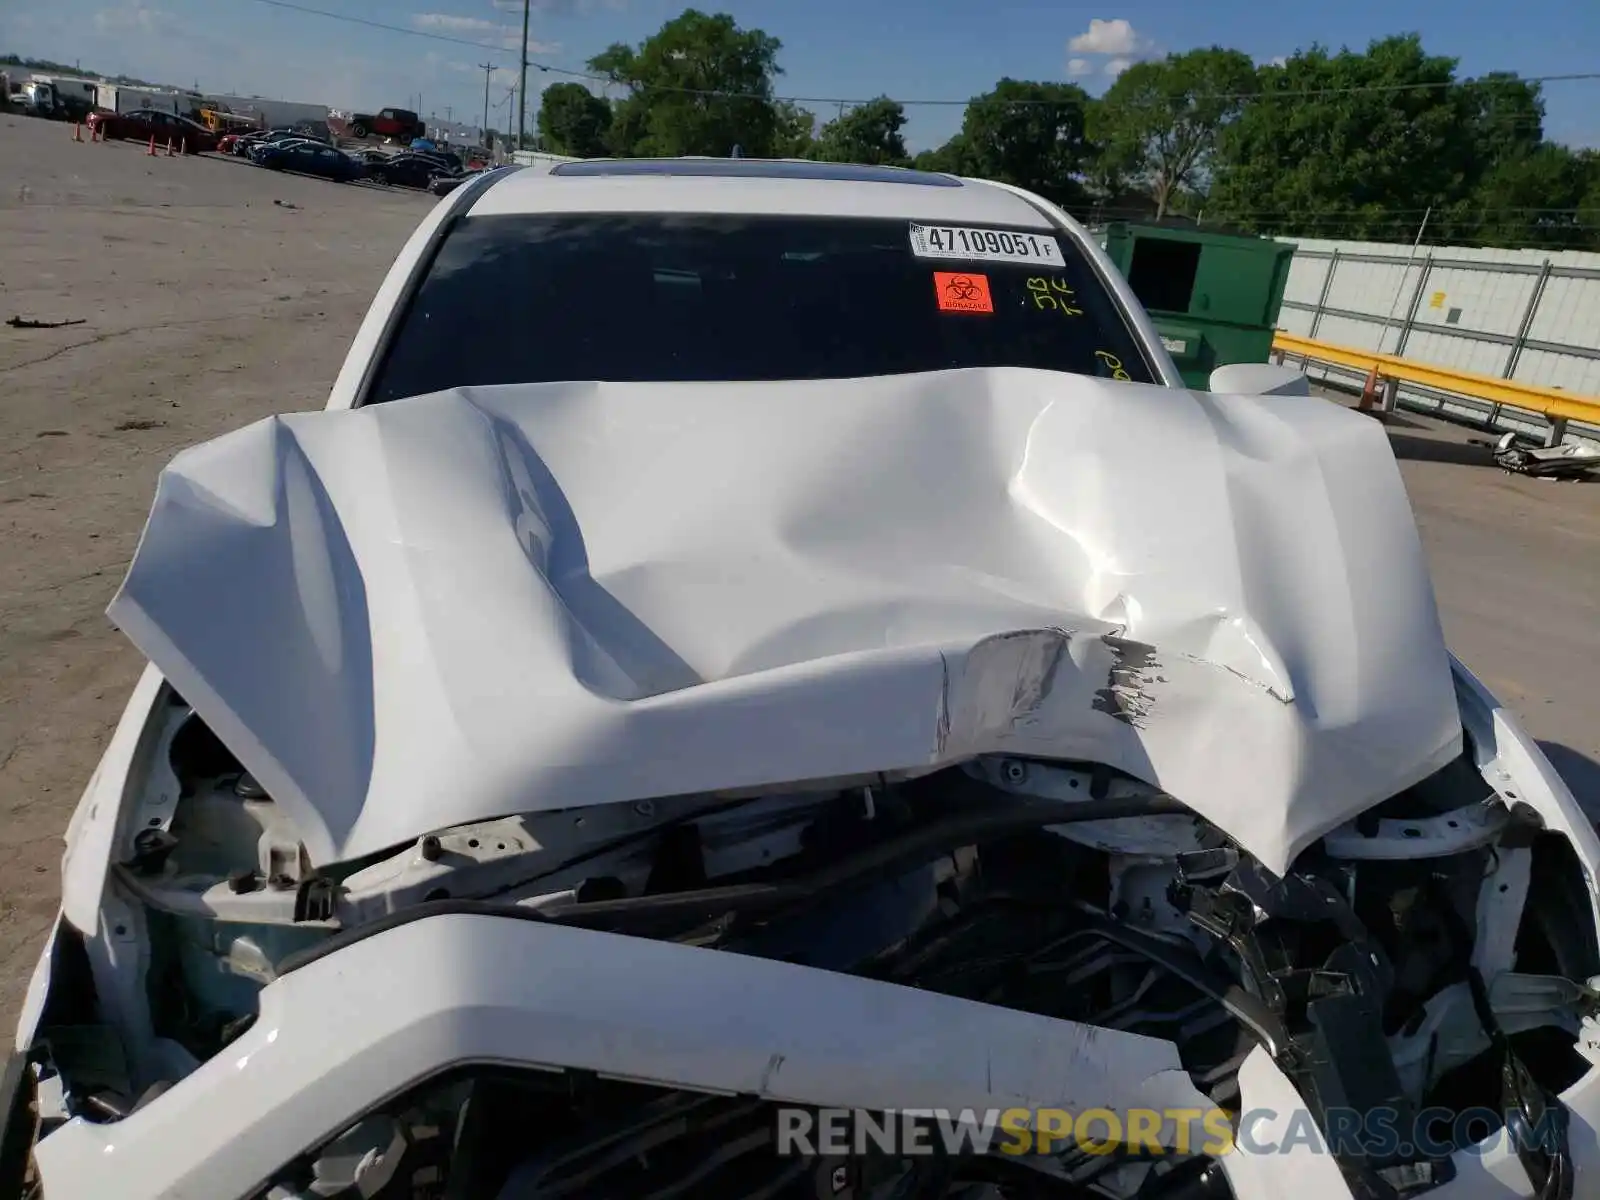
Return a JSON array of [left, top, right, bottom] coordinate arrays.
[[933, 271, 994, 314]]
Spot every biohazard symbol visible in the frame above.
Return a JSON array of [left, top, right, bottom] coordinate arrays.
[[933, 271, 994, 313], [947, 276, 980, 301]]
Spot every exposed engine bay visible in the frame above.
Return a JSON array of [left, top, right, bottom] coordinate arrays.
[[25, 694, 1600, 1200]]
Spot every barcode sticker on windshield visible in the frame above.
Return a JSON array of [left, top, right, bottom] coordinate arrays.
[[909, 223, 1066, 267]]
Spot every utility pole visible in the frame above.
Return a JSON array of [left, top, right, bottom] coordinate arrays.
[[517, 0, 530, 151], [479, 62, 496, 147]]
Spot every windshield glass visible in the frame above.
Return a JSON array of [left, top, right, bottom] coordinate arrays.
[[366, 213, 1157, 404]]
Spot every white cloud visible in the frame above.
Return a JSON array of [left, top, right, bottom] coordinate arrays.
[[413, 13, 500, 33], [409, 13, 558, 55], [1067, 18, 1148, 56], [93, 4, 171, 34], [1267, 54, 1288, 67], [491, 0, 627, 12], [1063, 17, 1156, 82], [501, 32, 562, 55]]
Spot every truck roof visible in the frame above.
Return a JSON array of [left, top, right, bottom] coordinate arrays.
[[465, 157, 1058, 228]]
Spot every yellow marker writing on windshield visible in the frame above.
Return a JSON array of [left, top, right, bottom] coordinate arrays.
[[1026, 276, 1084, 317], [1095, 350, 1132, 381]]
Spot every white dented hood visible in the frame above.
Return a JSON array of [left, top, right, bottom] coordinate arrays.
[[109, 368, 1463, 873]]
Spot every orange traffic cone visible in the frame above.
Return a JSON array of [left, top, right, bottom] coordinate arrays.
[[181, 138, 188, 156], [1356, 362, 1379, 412], [166, 137, 175, 157], [73, 121, 82, 142], [90, 122, 99, 142], [146, 134, 157, 156]]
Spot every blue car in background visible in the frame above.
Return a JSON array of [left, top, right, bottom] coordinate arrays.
[[248, 139, 367, 183]]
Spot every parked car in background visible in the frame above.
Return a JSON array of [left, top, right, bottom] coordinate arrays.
[[230, 127, 329, 157], [246, 137, 316, 158], [248, 138, 366, 181], [279, 118, 332, 142], [428, 166, 485, 196], [85, 108, 218, 152], [230, 130, 283, 156], [420, 149, 464, 173], [367, 152, 457, 190], [326, 105, 425, 142]]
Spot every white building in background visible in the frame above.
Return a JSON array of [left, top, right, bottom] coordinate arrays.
[[202, 94, 330, 130], [425, 118, 486, 148], [94, 83, 203, 116]]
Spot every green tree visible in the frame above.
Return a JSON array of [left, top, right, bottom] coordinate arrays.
[[605, 97, 649, 156], [811, 97, 909, 165], [536, 82, 612, 158], [1208, 36, 1517, 242], [1462, 144, 1593, 249], [1090, 48, 1257, 219], [1464, 72, 1545, 166], [912, 136, 973, 175], [1581, 152, 1600, 238], [772, 100, 817, 158], [1421, 71, 1552, 244], [955, 79, 1094, 207], [588, 9, 783, 157]]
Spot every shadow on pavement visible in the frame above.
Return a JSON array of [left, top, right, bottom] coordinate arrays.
[[1377, 410, 1430, 431], [1540, 741, 1600, 824], [1386, 431, 1497, 467]]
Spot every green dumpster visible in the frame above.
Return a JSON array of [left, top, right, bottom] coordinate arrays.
[[1098, 222, 1296, 390]]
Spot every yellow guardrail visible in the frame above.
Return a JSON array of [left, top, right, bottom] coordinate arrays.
[[1271, 331, 1600, 429]]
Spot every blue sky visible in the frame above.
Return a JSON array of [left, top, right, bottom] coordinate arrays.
[[3, 0, 1597, 150]]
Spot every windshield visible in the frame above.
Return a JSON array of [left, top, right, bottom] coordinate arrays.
[[365, 213, 1157, 404]]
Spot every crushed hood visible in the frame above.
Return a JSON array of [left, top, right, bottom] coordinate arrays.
[[109, 368, 1463, 874]]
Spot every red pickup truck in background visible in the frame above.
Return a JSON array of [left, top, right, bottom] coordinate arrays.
[[326, 106, 426, 142]]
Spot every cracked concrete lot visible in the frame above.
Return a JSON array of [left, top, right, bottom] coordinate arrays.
[[0, 113, 432, 1024]]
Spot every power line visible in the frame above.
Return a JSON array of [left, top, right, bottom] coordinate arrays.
[[1094, 205, 1598, 222], [245, 0, 529, 54], [236, 0, 1600, 109], [1138, 204, 1596, 219]]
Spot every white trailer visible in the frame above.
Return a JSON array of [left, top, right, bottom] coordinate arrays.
[[7, 75, 98, 119], [202, 94, 330, 132], [34, 76, 99, 111], [94, 84, 191, 117]]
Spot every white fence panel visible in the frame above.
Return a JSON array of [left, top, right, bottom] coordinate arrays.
[[1274, 236, 1600, 441], [1275, 235, 1600, 438]]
